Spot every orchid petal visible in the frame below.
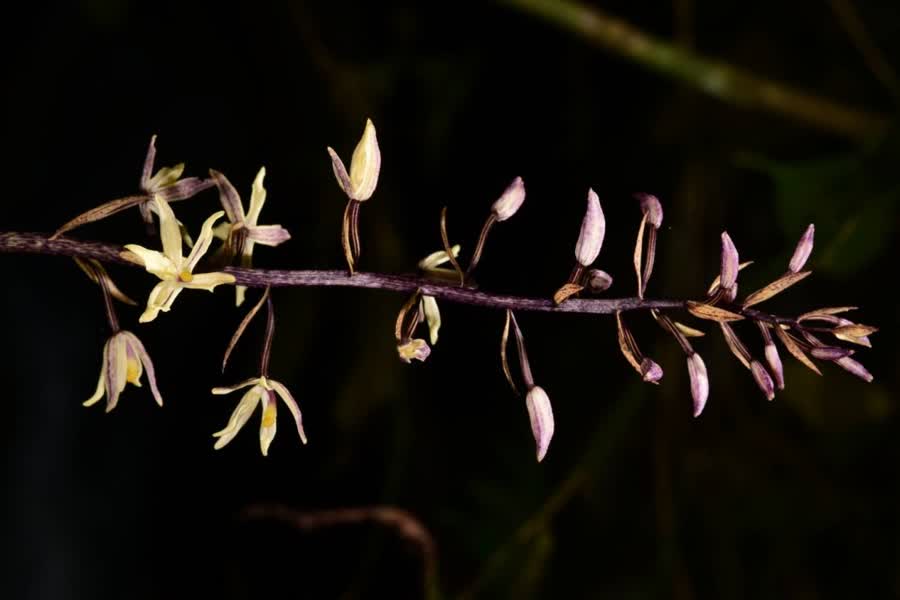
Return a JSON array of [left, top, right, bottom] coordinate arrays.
[[185, 211, 226, 271], [259, 390, 278, 456], [213, 386, 263, 450], [247, 167, 267, 225], [210, 169, 245, 224], [84, 340, 109, 407], [270, 380, 308, 445]]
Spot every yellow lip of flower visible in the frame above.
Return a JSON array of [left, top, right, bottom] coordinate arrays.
[[84, 331, 163, 412], [211, 376, 307, 456], [123, 196, 235, 322]]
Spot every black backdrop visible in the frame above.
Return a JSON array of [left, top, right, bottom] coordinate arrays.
[[3, 2, 899, 598]]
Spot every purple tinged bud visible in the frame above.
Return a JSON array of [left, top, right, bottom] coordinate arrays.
[[640, 358, 664, 384], [491, 177, 526, 222], [586, 269, 613, 293], [720, 232, 739, 290], [574, 189, 606, 267], [764, 343, 785, 390], [789, 224, 815, 273], [750, 361, 776, 401], [809, 346, 854, 360], [634, 193, 663, 229], [834, 356, 874, 383], [525, 385, 555, 462], [687, 353, 709, 417], [724, 282, 738, 303]]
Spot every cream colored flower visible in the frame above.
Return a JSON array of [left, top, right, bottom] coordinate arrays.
[[327, 118, 381, 202], [124, 196, 235, 322], [84, 331, 163, 412], [211, 167, 291, 306], [211, 376, 307, 456]]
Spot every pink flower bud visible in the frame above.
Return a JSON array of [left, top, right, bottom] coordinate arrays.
[[687, 352, 709, 417], [634, 193, 663, 229], [491, 177, 526, 222], [641, 358, 664, 383], [750, 360, 775, 401], [720, 232, 739, 291], [574, 189, 605, 267], [789, 224, 814, 273], [525, 385, 555, 462], [834, 356, 874, 383], [764, 343, 785, 390], [586, 269, 613, 293]]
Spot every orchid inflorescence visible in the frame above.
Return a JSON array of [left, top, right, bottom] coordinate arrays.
[[8, 118, 876, 462]]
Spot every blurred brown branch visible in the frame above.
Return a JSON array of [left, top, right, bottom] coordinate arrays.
[[500, 0, 891, 139]]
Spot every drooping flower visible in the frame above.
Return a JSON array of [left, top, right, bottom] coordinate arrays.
[[210, 167, 291, 306], [491, 177, 526, 222], [123, 196, 235, 322], [397, 338, 432, 363], [212, 376, 307, 456], [84, 331, 163, 412]]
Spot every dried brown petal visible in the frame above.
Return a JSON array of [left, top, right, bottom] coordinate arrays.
[[743, 271, 811, 307], [553, 282, 584, 305], [774, 327, 822, 376], [719, 322, 751, 369], [686, 301, 745, 323]]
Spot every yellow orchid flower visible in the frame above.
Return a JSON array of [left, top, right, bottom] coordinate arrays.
[[84, 330, 163, 412], [211, 376, 307, 456], [210, 167, 291, 306], [124, 196, 235, 322]]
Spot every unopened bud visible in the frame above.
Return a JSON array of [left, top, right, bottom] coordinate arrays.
[[834, 356, 874, 383], [789, 224, 814, 273], [327, 118, 381, 201], [809, 346, 854, 360], [720, 232, 739, 291], [586, 269, 613, 293], [750, 361, 775, 401], [491, 177, 526, 222], [525, 385, 555, 462], [640, 358, 664, 384], [687, 352, 709, 417], [575, 189, 605, 267], [764, 343, 785, 390], [634, 193, 663, 229]]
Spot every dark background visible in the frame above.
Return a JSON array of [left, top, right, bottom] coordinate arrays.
[[3, 1, 898, 598]]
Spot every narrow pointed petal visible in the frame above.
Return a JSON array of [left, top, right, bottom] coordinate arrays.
[[152, 196, 183, 265], [634, 193, 663, 228], [687, 353, 709, 417], [789, 224, 815, 273], [84, 341, 110, 407], [348, 118, 381, 201], [157, 177, 215, 202], [141, 135, 157, 190], [210, 169, 245, 224], [491, 177, 526, 221], [139, 281, 181, 322], [834, 356, 874, 382], [720, 232, 739, 290], [185, 210, 226, 271], [259, 390, 278, 456], [123, 244, 177, 279], [327, 147, 352, 198], [422, 296, 441, 345], [764, 343, 785, 390], [247, 224, 291, 246], [750, 361, 776, 401], [147, 163, 185, 191], [574, 189, 605, 267], [180, 271, 236, 291], [418, 245, 461, 271], [246, 167, 267, 224], [212, 377, 263, 395], [270, 380, 308, 445], [105, 333, 129, 412], [124, 332, 163, 406], [213, 387, 262, 450], [525, 386, 555, 462]]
